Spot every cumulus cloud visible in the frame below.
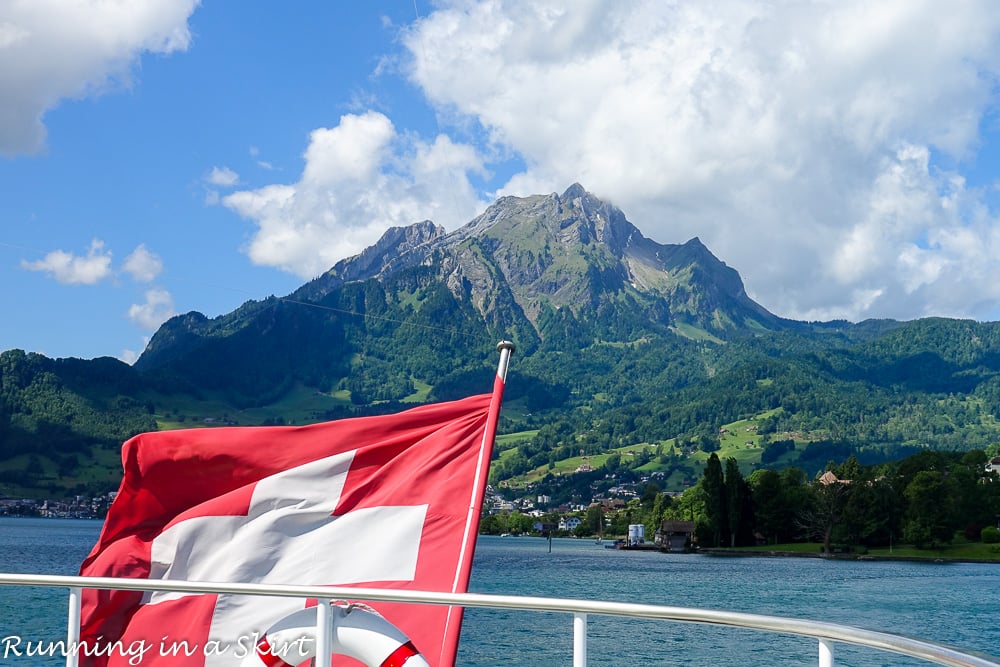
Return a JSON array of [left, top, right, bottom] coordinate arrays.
[[207, 166, 239, 187], [223, 111, 487, 279], [128, 287, 176, 331], [121, 244, 163, 283], [21, 239, 113, 284], [0, 0, 199, 156], [401, 0, 1000, 322]]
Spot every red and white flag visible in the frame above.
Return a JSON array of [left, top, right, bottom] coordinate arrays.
[[79, 382, 505, 667]]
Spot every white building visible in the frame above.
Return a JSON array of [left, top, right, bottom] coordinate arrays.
[[559, 516, 582, 531]]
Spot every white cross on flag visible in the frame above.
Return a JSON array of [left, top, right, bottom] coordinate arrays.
[[79, 388, 503, 667]]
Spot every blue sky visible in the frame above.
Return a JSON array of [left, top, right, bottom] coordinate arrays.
[[3, 1, 1000, 362]]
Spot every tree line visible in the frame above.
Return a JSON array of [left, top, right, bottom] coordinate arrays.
[[488, 448, 1000, 552], [663, 449, 1000, 551]]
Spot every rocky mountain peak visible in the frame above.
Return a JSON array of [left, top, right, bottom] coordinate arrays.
[[291, 219, 445, 302], [560, 182, 588, 200], [411, 184, 786, 335], [139, 185, 790, 374], [552, 183, 637, 253], [343, 219, 444, 278]]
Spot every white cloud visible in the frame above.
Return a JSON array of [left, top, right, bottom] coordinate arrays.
[[0, 0, 199, 156], [401, 0, 1000, 322], [21, 239, 113, 284], [223, 111, 487, 279], [249, 146, 273, 170], [122, 244, 163, 283], [119, 348, 141, 366], [207, 166, 239, 187], [128, 287, 176, 331]]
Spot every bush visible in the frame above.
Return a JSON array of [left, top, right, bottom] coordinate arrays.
[[981, 526, 1000, 544], [965, 523, 984, 541]]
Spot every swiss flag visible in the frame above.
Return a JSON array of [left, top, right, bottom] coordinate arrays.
[[79, 390, 501, 667]]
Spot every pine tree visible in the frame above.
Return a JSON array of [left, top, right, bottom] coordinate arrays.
[[702, 453, 727, 547], [725, 457, 745, 547]]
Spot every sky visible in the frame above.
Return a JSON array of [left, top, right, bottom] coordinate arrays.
[[3, 1, 1000, 363]]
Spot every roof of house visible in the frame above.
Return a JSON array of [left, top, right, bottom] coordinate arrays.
[[660, 520, 695, 532], [818, 471, 852, 485]]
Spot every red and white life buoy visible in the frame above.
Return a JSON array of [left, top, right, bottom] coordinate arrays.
[[241, 603, 431, 667]]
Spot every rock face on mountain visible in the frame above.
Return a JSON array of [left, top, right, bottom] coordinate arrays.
[[135, 185, 793, 387], [290, 183, 787, 334]]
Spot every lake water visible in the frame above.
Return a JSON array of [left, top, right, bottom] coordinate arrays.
[[0, 518, 998, 666]]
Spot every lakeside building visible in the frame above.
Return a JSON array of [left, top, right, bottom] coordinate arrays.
[[655, 520, 695, 552], [1, 492, 116, 518]]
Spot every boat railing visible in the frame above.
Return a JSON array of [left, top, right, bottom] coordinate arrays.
[[0, 572, 997, 667]]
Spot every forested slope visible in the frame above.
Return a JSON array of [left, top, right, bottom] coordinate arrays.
[[4, 187, 1000, 499]]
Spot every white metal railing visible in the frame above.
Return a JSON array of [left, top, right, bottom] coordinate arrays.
[[0, 573, 997, 667]]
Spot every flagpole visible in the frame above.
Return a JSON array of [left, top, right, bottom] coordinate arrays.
[[442, 341, 515, 660], [486, 339, 515, 439], [458, 339, 514, 571], [494, 339, 515, 387]]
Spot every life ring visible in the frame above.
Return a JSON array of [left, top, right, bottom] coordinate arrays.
[[241, 603, 431, 667]]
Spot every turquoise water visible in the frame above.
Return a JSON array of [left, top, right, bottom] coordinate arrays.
[[460, 536, 1000, 666], [0, 518, 998, 665]]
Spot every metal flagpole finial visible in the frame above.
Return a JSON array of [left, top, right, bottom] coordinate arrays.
[[495, 341, 515, 383]]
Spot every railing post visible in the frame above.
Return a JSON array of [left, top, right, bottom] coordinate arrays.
[[573, 612, 588, 667], [66, 586, 82, 667], [819, 638, 835, 667], [316, 599, 332, 667]]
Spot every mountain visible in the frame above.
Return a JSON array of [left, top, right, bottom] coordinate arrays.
[[137, 184, 791, 380], [4, 185, 1000, 499], [287, 183, 790, 337]]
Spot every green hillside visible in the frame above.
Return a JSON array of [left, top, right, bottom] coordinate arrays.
[[4, 316, 1000, 500], [4, 187, 1000, 501]]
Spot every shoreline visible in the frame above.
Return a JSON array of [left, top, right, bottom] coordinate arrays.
[[698, 547, 1000, 565]]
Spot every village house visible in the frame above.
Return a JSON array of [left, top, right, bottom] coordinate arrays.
[[559, 516, 582, 532], [655, 520, 695, 551], [818, 471, 851, 485], [533, 521, 558, 534], [986, 457, 1000, 475]]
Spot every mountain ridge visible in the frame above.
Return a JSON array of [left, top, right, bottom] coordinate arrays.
[[9, 185, 1000, 500], [151, 184, 793, 369]]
